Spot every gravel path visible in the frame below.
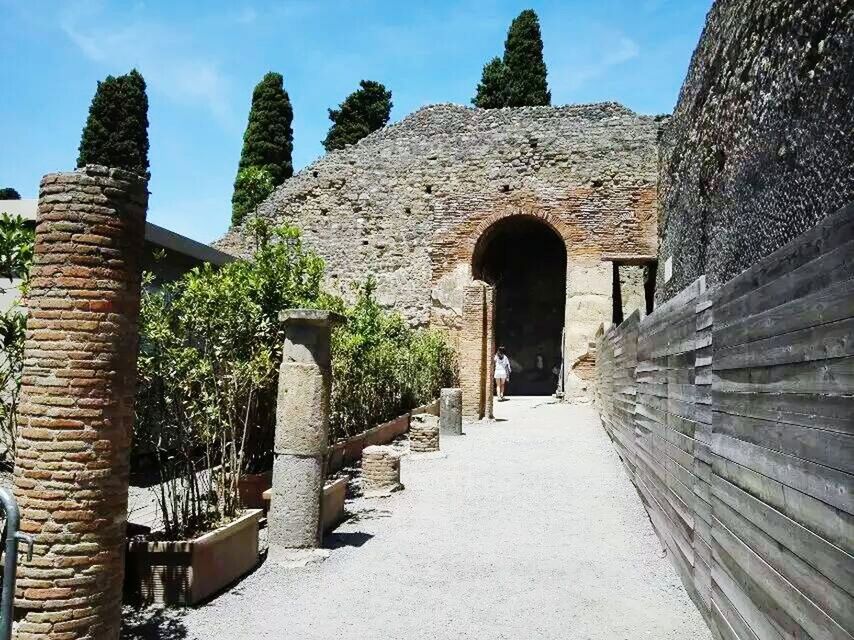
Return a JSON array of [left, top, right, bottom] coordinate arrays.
[[139, 397, 711, 640]]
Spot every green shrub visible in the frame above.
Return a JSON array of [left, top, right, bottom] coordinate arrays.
[[134, 223, 326, 538], [330, 278, 456, 440], [0, 213, 33, 462]]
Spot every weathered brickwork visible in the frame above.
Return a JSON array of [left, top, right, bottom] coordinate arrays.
[[361, 445, 402, 494], [409, 415, 440, 453], [14, 166, 147, 640], [657, 0, 854, 300], [217, 103, 662, 400], [460, 282, 489, 421]]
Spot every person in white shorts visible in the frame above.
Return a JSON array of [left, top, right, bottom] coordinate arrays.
[[494, 346, 511, 401]]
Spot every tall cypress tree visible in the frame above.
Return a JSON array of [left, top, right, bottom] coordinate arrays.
[[77, 69, 150, 177], [472, 57, 507, 108], [322, 80, 392, 152], [235, 72, 294, 185], [503, 9, 551, 107]]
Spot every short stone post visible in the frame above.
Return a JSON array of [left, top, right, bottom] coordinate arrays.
[[14, 166, 147, 640], [409, 414, 440, 453], [362, 446, 403, 496], [268, 310, 341, 553], [440, 388, 463, 435]]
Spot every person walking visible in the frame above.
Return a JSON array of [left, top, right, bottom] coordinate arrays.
[[494, 346, 511, 401]]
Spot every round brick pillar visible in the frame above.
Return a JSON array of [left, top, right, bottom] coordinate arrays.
[[409, 414, 440, 453], [14, 166, 147, 640], [362, 446, 402, 495]]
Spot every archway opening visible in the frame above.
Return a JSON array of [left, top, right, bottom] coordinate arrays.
[[473, 216, 567, 396]]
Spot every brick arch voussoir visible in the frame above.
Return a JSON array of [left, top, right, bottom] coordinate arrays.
[[466, 208, 571, 270]]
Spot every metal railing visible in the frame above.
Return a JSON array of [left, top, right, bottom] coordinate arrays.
[[0, 488, 33, 640]]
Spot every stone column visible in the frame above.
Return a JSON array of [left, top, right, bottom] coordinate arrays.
[[268, 310, 341, 552], [460, 282, 486, 421], [439, 388, 462, 435], [483, 284, 495, 419], [14, 166, 147, 640]]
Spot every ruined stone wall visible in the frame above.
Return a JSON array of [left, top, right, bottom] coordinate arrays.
[[656, 0, 854, 301], [218, 103, 661, 398]]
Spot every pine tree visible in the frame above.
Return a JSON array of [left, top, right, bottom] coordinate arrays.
[[77, 69, 150, 177], [235, 72, 294, 185], [472, 57, 507, 108], [322, 80, 392, 152], [503, 9, 551, 107], [0, 188, 20, 200]]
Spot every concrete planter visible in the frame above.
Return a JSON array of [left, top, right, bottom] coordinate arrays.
[[238, 471, 273, 509], [328, 412, 413, 473], [125, 509, 262, 606], [262, 477, 348, 532]]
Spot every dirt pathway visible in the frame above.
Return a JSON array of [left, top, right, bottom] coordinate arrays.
[[131, 397, 711, 640]]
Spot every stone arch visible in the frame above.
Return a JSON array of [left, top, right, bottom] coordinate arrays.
[[466, 208, 572, 277], [466, 209, 569, 397]]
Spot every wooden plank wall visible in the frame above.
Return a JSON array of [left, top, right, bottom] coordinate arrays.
[[594, 205, 854, 640]]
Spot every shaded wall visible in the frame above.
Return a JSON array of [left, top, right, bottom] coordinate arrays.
[[657, 0, 854, 301], [596, 206, 854, 639]]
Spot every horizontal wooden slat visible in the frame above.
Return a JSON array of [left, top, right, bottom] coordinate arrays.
[[712, 356, 854, 395], [711, 432, 854, 515], [713, 411, 854, 474], [712, 391, 854, 436], [714, 277, 854, 348], [714, 316, 854, 371]]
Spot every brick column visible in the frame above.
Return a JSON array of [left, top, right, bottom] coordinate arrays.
[[460, 282, 486, 421], [14, 166, 147, 640], [482, 284, 495, 419]]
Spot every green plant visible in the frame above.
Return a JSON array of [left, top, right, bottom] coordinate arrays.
[[231, 166, 275, 226], [232, 72, 293, 225], [134, 223, 326, 539], [0, 213, 34, 462], [0, 188, 20, 200], [472, 57, 508, 109], [77, 69, 150, 177], [472, 9, 551, 108], [503, 9, 551, 107], [322, 80, 393, 152], [330, 278, 456, 440]]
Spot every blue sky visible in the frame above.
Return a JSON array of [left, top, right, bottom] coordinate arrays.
[[0, 0, 712, 243]]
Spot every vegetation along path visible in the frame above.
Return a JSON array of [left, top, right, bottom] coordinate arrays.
[[178, 398, 710, 640]]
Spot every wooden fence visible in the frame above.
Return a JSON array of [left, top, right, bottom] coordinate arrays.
[[594, 204, 853, 640]]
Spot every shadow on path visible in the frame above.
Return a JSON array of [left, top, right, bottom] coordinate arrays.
[[121, 607, 188, 640]]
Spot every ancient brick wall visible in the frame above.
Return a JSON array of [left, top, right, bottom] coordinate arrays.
[[656, 0, 854, 301], [218, 103, 661, 399], [14, 166, 147, 640]]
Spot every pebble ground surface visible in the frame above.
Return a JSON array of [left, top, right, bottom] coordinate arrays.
[[124, 397, 711, 640]]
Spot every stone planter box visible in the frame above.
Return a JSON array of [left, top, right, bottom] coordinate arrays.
[[125, 509, 262, 606], [238, 471, 273, 509], [328, 413, 412, 473], [411, 399, 440, 416], [262, 477, 348, 533]]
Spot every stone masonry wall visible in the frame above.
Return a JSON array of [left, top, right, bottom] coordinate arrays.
[[14, 166, 147, 640], [218, 103, 662, 399], [656, 0, 854, 301]]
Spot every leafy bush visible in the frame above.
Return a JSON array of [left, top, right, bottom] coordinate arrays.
[[134, 223, 326, 538], [331, 278, 457, 440], [231, 166, 275, 226], [0, 213, 34, 462]]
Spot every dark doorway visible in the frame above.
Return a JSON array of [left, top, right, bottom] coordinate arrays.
[[473, 217, 567, 396]]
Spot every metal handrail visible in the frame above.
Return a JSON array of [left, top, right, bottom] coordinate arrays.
[[0, 488, 33, 640]]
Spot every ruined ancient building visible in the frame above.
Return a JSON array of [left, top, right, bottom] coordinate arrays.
[[218, 104, 662, 402], [218, 0, 853, 412]]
